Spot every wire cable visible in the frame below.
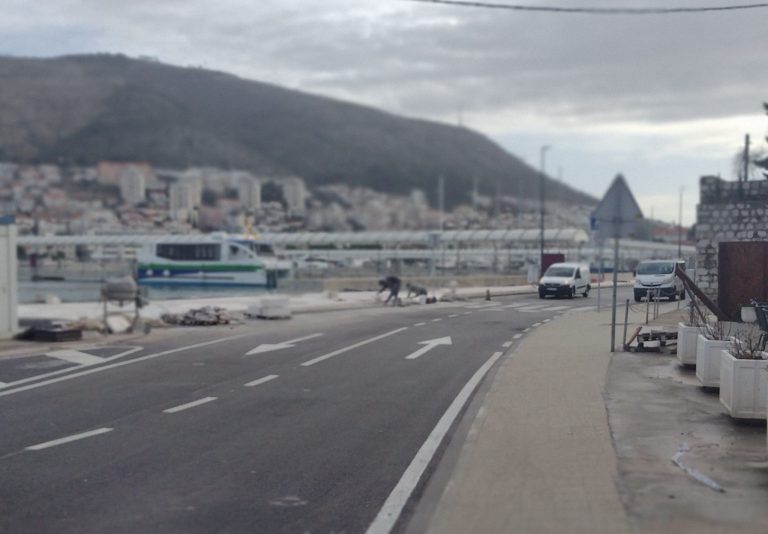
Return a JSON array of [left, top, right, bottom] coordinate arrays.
[[405, 0, 768, 15]]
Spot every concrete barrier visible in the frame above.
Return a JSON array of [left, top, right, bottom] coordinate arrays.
[[0, 216, 18, 339]]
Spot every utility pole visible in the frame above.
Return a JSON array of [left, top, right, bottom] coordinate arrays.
[[743, 133, 751, 182], [472, 175, 478, 211], [677, 186, 684, 258], [539, 145, 551, 277], [438, 175, 445, 232]]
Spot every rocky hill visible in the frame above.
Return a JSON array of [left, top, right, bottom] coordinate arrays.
[[0, 54, 595, 207]]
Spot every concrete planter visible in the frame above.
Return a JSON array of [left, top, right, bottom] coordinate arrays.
[[677, 322, 700, 366], [719, 350, 768, 420], [695, 335, 730, 388]]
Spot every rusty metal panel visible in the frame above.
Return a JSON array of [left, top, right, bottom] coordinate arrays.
[[718, 242, 768, 320]]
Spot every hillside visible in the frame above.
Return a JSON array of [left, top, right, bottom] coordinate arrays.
[[0, 54, 595, 207]]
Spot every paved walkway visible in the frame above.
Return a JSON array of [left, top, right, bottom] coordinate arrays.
[[425, 304, 634, 533]]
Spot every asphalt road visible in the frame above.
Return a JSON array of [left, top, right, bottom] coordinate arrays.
[[0, 290, 618, 533]]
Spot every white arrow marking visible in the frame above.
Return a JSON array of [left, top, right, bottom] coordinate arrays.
[[405, 336, 453, 360], [246, 333, 323, 355]]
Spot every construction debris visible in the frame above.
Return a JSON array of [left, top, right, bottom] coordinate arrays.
[[161, 306, 243, 326]]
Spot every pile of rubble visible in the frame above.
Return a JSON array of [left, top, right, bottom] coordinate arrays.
[[161, 306, 243, 326]]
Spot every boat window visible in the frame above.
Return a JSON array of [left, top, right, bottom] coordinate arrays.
[[156, 244, 221, 261], [249, 243, 275, 257]]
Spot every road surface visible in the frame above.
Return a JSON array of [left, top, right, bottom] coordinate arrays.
[[0, 290, 623, 533]]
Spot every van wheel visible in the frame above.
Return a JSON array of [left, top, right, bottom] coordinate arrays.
[[669, 292, 677, 302]]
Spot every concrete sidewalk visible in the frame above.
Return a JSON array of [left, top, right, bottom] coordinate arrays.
[[423, 304, 636, 534], [420, 298, 768, 533]]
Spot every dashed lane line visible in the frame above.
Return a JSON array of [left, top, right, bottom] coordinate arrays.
[[513, 334, 523, 340], [532, 322, 542, 328], [414, 322, 426, 327], [301, 327, 409, 367], [26, 428, 113, 451], [502, 341, 513, 348], [244, 375, 279, 388], [163, 396, 218, 414], [448, 314, 459, 318], [431, 318, 443, 322]]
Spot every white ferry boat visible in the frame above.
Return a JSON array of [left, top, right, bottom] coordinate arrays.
[[136, 235, 291, 288]]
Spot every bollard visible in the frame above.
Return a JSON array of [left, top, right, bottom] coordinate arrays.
[[622, 299, 630, 350], [485, 289, 491, 301]]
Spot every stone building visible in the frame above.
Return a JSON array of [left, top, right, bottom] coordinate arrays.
[[695, 175, 768, 317]]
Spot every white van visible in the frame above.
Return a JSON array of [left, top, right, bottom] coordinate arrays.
[[633, 259, 685, 302], [538, 262, 591, 299]]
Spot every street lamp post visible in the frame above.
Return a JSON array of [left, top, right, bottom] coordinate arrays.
[[539, 145, 551, 277], [678, 186, 685, 258]]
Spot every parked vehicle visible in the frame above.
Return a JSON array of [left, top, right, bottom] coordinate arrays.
[[538, 262, 590, 299], [633, 259, 685, 302]]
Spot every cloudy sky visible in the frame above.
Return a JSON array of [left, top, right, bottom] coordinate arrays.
[[3, 0, 767, 224]]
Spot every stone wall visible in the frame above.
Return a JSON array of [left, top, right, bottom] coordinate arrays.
[[695, 175, 768, 302]]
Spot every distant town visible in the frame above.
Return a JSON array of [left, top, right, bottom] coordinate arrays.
[[0, 161, 688, 241]]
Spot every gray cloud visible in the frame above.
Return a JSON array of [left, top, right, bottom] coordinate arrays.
[[1, 0, 766, 127]]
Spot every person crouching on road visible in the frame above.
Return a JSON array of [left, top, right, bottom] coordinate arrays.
[[378, 276, 402, 305], [406, 282, 428, 299]]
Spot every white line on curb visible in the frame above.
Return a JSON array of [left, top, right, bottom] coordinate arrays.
[[244, 375, 279, 388], [26, 428, 113, 451], [0, 337, 244, 398], [532, 322, 542, 327], [163, 396, 218, 414], [301, 327, 408, 367], [366, 351, 505, 534], [523, 328, 531, 333]]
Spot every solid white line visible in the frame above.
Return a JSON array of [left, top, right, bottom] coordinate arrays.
[[502, 341, 513, 348], [547, 306, 570, 311], [366, 351, 505, 534], [414, 322, 426, 327], [26, 427, 113, 451], [0, 347, 143, 390], [516, 305, 550, 312], [284, 333, 324, 344], [45, 349, 104, 366], [501, 303, 527, 308], [569, 305, 596, 312], [431, 318, 442, 322], [244, 374, 279, 388], [479, 308, 503, 312], [513, 333, 523, 339], [163, 396, 218, 414], [301, 327, 409, 367], [0, 335, 244, 398]]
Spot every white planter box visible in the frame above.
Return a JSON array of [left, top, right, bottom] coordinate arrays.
[[695, 335, 730, 388], [719, 350, 768, 420], [677, 322, 700, 366]]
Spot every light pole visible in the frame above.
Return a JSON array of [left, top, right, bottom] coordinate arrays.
[[677, 186, 685, 258], [539, 145, 551, 277]]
